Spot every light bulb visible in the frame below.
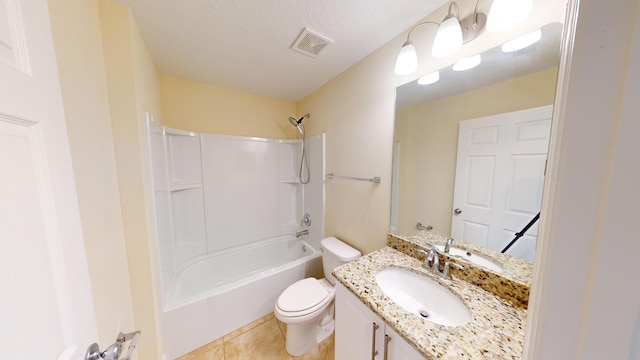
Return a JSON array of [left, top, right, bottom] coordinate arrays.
[[395, 41, 418, 75], [432, 16, 463, 58]]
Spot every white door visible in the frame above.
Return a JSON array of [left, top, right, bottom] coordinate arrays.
[[451, 106, 552, 261], [0, 0, 98, 359]]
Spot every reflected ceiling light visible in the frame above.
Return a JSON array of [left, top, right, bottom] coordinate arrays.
[[486, 0, 533, 32], [452, 54, 481, 71], [418, 71, 440, 85], [501, 29, 542, 52], [394, 41, 418, 75], [394, 1, 486, 75]]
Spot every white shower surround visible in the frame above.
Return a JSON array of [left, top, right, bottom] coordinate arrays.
[[146, 120, 325, 358]]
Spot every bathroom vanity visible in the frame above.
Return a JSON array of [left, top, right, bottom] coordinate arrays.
[[333, 233, 531, 359], [336, 282, 424, 359]]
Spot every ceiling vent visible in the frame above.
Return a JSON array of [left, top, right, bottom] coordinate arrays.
[[291, 28, 333, 58]]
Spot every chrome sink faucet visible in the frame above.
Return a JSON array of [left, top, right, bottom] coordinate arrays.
[[444, 238, 455, 253], [427, 248, 439, 273], [412, 248, 439, 273], [413, 247, 463, 279]]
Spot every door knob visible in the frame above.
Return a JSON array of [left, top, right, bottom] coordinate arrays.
[[85, 330, 141, 360], [454, 208, 462, 215]]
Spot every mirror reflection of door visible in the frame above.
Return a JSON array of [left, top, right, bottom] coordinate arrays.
[[451, 105, 552, 261]]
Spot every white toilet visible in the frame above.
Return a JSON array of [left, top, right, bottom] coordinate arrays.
[[274, 236, 361, 356]]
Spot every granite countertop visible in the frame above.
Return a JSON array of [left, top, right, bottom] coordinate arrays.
[[388, 232, 533, 308], [333, 246, 527, 359], [397, 231, 534, 286]]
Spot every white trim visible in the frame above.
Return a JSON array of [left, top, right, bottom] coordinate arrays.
[[523, 0, 580, 356]]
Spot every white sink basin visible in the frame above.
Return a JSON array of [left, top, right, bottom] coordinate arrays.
[[435, 245, 503, 273], [375, 267, 471, 326]]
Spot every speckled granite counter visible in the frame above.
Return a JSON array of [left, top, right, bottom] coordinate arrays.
[[388, 232, 534, 308], [333, 246, 527, 359]]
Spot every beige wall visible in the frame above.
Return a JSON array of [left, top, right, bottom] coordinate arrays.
[[99, 1, 162, 358], [47, 0, 135, 349], [297, 0, 565, 254], [395, 67, 558, 236], [160, 75, 297, 139]]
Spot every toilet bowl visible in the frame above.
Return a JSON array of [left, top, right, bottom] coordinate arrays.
[[274, 237, 361, 356]]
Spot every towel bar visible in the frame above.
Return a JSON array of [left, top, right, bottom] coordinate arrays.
[[325, 173, 381, 183]]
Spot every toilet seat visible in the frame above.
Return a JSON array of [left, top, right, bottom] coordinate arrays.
[[276, 278, 333, 318]]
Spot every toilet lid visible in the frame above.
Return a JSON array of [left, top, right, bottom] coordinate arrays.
[[277, 278, 329, 312]]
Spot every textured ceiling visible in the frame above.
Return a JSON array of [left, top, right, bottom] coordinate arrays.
[[115, 0, 449, 101]]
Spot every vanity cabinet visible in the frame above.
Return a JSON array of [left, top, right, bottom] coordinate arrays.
[[335, 283, 425, 360]]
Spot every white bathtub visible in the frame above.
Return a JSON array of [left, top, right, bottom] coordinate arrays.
[[160, 236, 322, 359]]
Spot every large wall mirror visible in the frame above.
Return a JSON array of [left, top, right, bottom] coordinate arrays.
[[391, 22, 562, 268]]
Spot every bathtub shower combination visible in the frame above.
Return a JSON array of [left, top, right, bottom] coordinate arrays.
[[146, 115, 325, 359]]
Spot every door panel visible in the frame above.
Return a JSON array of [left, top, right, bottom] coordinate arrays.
[[505, 154, 547, 214], [0, 119, 67, 358], [465, 155, 496, 208], [461, 220, 490, 247]]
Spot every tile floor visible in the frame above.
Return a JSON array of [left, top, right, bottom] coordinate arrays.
[[175, 313, 335, 360]]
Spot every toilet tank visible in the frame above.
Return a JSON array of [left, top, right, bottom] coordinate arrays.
[[320, 237, 361, 285]]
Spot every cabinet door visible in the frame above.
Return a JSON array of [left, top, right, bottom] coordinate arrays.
[[385, 326, 426, 360], [335, 283, 386, 360]]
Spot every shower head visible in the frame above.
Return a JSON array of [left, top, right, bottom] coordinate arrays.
[[289, 113, 310, 126], [288, 117, 300, 126], [288, 113, 310, 137]]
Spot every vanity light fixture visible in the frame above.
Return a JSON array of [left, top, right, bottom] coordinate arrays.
[[417, 71, 440, 85], [486, 0, 533, 32], [501, 29, 542, 52], [452, 54, 481, 71], [394, 1, 487, 75]]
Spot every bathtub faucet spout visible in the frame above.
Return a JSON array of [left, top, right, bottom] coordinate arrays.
[[295, 230, 309, 238]]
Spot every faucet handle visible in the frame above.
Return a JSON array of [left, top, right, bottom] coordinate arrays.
[[412, 248, 429, 256], [442, 261, 464, 279], [411, 248, 431, 269]]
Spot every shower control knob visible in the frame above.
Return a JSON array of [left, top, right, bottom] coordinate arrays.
[[454, 208, 462, 215], [301, 213, 311, 227]]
